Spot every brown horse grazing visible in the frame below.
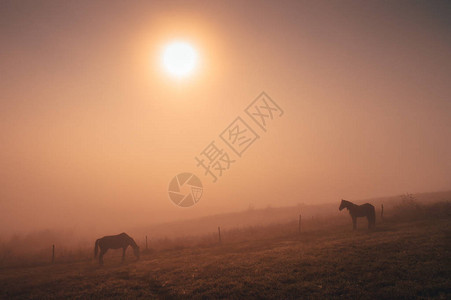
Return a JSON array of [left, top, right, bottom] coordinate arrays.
[[94, 232, 140, 265], [339, 199, 375, 230]]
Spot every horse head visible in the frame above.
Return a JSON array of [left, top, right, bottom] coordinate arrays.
[[339, 199, 346, 211]]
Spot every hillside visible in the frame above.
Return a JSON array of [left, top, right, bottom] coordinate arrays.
[[131, 190, 451, 240], [0, 199, 449, 299]]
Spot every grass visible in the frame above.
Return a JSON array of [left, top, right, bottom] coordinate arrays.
[[0, 202, 449, 299]]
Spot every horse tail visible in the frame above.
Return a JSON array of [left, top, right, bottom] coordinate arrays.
[[94, 239, 100, 258]]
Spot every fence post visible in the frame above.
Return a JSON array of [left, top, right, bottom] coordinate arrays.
[[298, 214, 302, 234], [52, 244, 55, 264], [218, 226, 221, 243], [381, 204, 384, 220], [146, 235, 148, 250]]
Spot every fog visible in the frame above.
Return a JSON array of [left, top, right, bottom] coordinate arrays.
[[1, 1, 450, 239]]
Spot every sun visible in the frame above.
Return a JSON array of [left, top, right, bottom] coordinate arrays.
[[162, 41, 198, 78]]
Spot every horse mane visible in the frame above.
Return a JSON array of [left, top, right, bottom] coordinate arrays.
[[342, 199, 353, 205], [122, 233, 138, 249], [129, 237, 138, 249], [342, 199, 356, 208]]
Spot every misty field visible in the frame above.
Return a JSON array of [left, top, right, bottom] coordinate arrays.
[[0, 201, 449, 299]]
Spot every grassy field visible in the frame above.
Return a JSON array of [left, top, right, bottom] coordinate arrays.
[[0, 202, 449, 299]]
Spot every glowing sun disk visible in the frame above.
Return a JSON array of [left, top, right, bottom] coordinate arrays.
[[162, 41, 198, 78]]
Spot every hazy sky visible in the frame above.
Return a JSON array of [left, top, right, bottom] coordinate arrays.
[[1, 0, 450, 236]]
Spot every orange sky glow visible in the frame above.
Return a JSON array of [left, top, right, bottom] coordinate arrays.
[[1, 1, 450, 237]]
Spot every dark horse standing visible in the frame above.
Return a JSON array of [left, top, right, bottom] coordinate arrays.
[[94, 232, 140, 265], [339, 199, 376, 230]]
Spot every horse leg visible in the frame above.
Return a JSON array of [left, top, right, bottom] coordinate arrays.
[[352, 216, 357, 230], [122, 247, 126, 263], [372, 210, 376, 228], [99, 248, 107, 265]]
